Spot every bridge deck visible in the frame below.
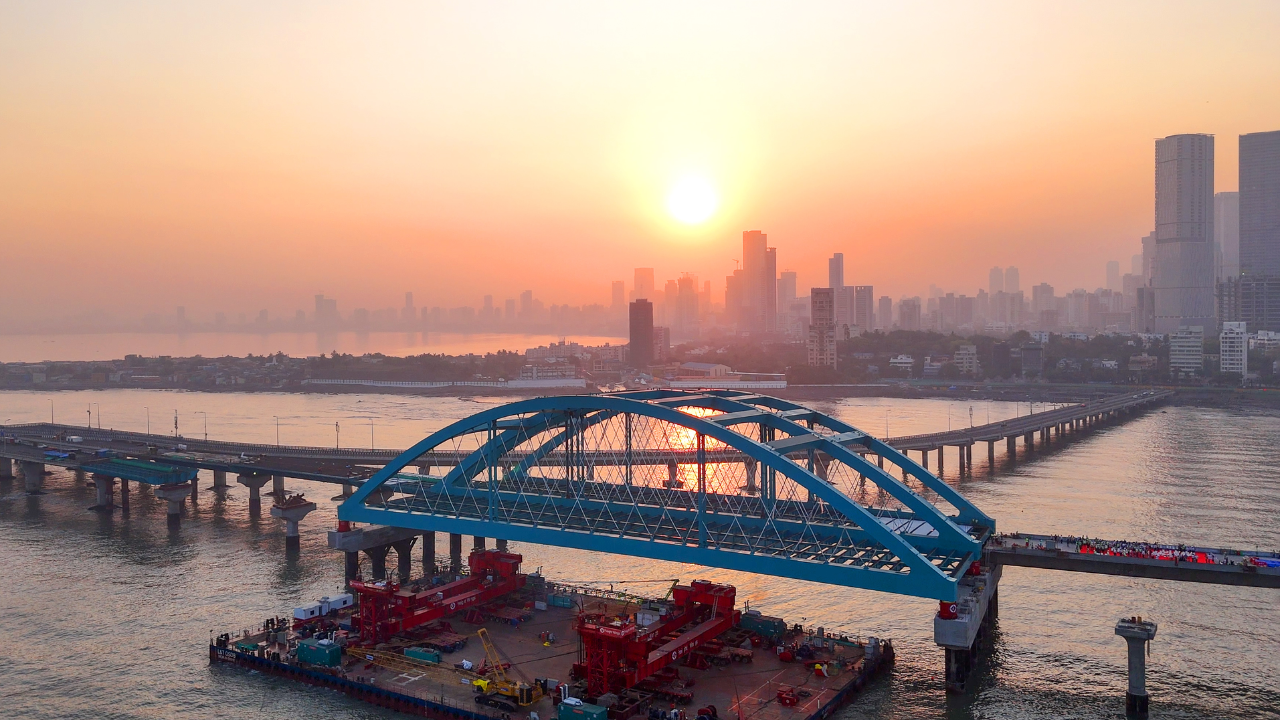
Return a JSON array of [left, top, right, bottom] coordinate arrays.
[[987, 533, 1280, 588]]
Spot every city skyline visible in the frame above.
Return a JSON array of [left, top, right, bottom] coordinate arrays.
[[4, 3, 1280, 328]]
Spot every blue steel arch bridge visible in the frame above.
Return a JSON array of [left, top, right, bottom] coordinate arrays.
[[339, 389, 995, 602]]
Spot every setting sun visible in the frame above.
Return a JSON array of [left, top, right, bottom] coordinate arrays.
[[666, 176, 719, 225]]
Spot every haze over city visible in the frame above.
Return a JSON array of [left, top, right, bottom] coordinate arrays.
[[4, 1, 1279, 331]]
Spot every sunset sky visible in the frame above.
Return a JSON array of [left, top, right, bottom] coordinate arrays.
[[3, 1, 1280, 324]]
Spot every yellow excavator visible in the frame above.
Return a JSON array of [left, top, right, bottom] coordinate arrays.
[[472, 628, 543, 710]]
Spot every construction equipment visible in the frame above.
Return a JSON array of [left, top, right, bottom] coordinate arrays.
[[357, 648, 439, 674], [473, 628, 543, 707], [349, 550, 527, 645]]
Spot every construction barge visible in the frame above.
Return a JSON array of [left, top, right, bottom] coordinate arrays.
[[210, 550, 894, 720]]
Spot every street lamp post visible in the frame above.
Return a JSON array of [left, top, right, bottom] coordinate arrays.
[[173, 410, 179, 437], [50, 399, 54, 424], [370, 417, 375, 450], [273, 416, 279, 447], [92, 402, 100, 429], [196, 411, 207, 441], [335, 421, 340, 449]]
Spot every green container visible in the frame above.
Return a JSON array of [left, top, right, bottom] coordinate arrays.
[[548, 594, 574, 608], [739, 612, 788, 641], [297, 638, 342, 667], [405, 646, 441, 664], [559, 703, 608, 720]]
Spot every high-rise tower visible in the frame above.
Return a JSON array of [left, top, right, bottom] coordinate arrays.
[[1152, 133, 1216, 333]]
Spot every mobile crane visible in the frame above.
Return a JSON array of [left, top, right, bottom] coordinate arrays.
[[472, 628, 543, 711]]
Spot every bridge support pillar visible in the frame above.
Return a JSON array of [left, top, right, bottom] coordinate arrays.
[[473, 535, 486, 551], [667, 461, 679, 488], [120, 479, 130, 510], [392, 538, 416, 582], [745, 461, 758, 492], [332, 482, 355, 501], [0, 457, 11, 479], [91, 474, 115, 509], [154, 483, 192, 525], [74, 468, 86, 484], [1115, 618, 1157, 719], [272, 474, 285, 498], [988, 441, 995, 467], [364, 544, 391, 581], [938, 446, 945, 474], [496, 538, 508, 551], [1024, 432, 1034, 450], [190, 475, 199, 500], [422, 531, 436, 575], [237, 473, 271, 515], [345, 551, 360, 583], [921, 449, 929, 470], [877, 454, 885, 470], [449, 533, 463, 575], [271, 498, 318, 551], [21, 461, 45, 494], [212, 470, 228, 490]]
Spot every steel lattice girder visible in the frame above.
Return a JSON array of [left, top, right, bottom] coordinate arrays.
[[340, 391, 993, 601]]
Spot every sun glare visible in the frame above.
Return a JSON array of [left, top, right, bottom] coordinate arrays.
[[666, 176, 719, 225]]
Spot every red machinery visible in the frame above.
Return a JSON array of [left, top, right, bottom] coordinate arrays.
[[574, 580, 739, 697], [349, 550, 526, 645]]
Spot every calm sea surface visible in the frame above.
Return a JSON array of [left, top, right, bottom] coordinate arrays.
[[0, 332, 628, 363], [1, 390, 1277, 719]]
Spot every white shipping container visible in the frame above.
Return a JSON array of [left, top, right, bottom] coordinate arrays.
[[293, 602, 322, 620]]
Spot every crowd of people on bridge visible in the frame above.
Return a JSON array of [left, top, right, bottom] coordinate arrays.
[[992, 533, 1280, 568]]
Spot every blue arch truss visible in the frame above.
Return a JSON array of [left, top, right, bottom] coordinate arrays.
[[339, 390, 994, 601]]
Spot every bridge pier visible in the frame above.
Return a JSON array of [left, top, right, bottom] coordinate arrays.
[[91, 473, 115, 509], [0, 457, 11, 479], [212, 470, 228, 490], [237, 473, 271, 514], [496, 538, 508, 551], [921, 449, 929, 470], [74, 468, 86, 484], [364, 544, 391, 581], [938, 446, 945, 474], [666, 461, 679, 488], [745, 460, 758, 492], [346, 551, 360, 582], [473, 535, 486, 551], [271, 498, 318, 550], [21, 461, 45, 494], [120, 478, 130, 511], [272, 474, 286, 498], [936, 563, 1002, 694], [449, 533, 463, 575], [422, 531, 436, 575], [1115, 618, 1157, 719], [154, 483, 192, 525], [392, 538, 416, 582], [987, 441, 995, 467]]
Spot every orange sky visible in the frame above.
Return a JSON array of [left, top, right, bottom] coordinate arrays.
[[3, 1, 1280, 324]]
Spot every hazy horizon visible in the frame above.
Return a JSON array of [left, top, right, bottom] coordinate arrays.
[[4, 1, 1279, 328]]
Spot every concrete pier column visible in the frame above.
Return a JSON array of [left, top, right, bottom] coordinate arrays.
[[91, 474, 115, 509], [1024, 432, 1035, 450], [21, 461, 45, 494], [120, 478, 130, 510], [667, 461, 679, 488], [944, 646, 972, 694], [988, 441, 995, 467], [345, 551, 360, 582], [392, 538, 416, 582], [212, 470, 228, 489], [1115, 618, 1157, 719], [154, 483, 193, 524], [422, 531, 436, 574], [0, 457, 12, 479], [272, 474, 285, 497], [921, 450, 929, 470], [270, 498, 318, 549], [472, 535, 486, 551], [938, 446, 945, 474], [236, 472, 271, 514], [449, 533, 463, 575], [495, 538, 508, 552], [877, 454, 885, 469], [745, 460, 758, 492], [190, 475, 199, 500], [1006, 436, 1016, 460], [364, 544, 391, 581], [74, 468, 86, 484]]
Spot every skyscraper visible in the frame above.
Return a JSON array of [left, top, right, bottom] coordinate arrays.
[[828, 253, 844, 290], [877, 296, 892, 330], [741, 231, 776, 333], [633, 268, 655, 301], [777, 271, 797, 315], [853, 286, 874, 330], [611, 280, 625, 314], [1004, 266, 1020, 294], [1214, 192, 1240, 281], [1106, 261, 1121, 292], [1239, 130, 1280, 331], [899, 297, 922, 331], [1153, 133, 1215, 333], [807, 288, 836, 368], [988, 267, 1004, 294], [628, 300, 654, 368]]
